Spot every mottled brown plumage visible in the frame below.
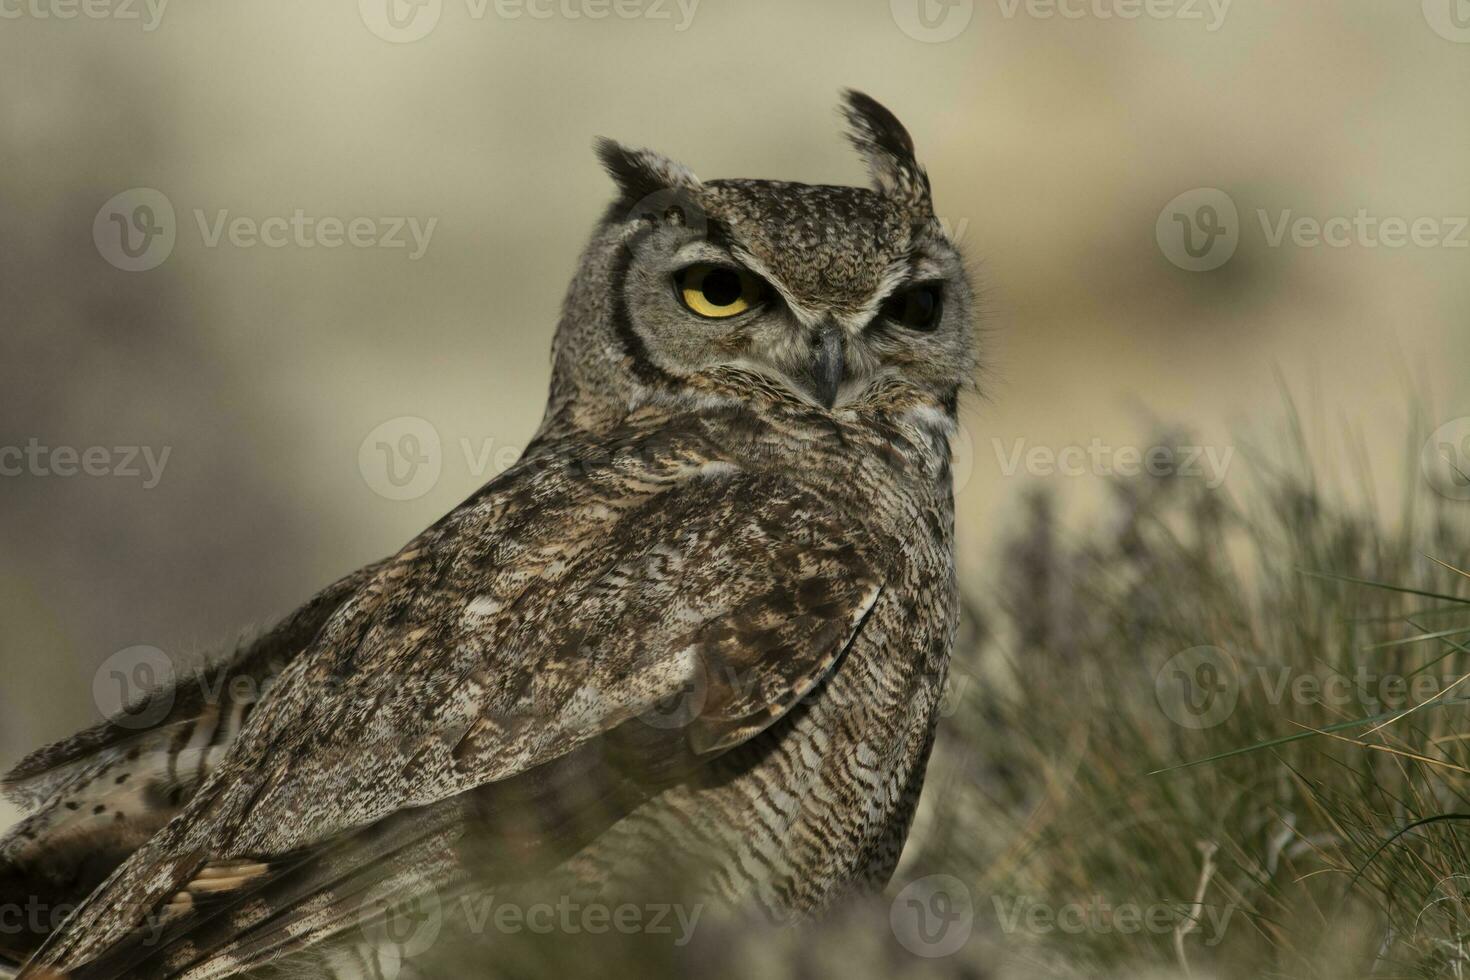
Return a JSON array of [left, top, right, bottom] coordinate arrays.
[[2, 90, 974, 980]]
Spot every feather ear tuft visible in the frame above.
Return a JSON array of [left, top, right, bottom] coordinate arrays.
[[839, 90, 932, 212], [594, 138, 700, 205]]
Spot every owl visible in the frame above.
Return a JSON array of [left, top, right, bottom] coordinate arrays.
[[0, 91, 975, 979]]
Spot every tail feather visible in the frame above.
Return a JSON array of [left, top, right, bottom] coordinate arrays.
[[55, 800, 471, 980], [180, 841, 463, 980]]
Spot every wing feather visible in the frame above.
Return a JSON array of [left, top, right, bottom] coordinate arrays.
[[21, 421, 888, 977]]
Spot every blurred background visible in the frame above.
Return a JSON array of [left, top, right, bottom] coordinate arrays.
[[1, 0, 1467, 868]]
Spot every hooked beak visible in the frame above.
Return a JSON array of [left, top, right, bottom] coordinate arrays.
[[808, 324, 845, 409]]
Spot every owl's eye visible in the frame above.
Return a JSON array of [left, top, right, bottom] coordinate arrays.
[[675, 264, 767, 319], [880, 284, 943, 332]]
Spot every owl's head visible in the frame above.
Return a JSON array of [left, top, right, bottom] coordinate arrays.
[[549, 91, 975, 431]]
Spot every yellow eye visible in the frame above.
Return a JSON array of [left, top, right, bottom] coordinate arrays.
[[676, 264, 766, 319]]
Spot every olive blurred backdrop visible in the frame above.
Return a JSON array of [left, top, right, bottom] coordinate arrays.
[[1, 0, 1467, 837]]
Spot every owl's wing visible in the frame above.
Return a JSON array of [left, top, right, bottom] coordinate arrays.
[[0, 563, 382, 970], [23, 428, 886, 979]]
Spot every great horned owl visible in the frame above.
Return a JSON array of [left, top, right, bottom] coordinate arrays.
[[1, 91, 975, 979]]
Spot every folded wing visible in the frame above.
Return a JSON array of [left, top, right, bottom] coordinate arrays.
[[22, 421, 885, 979]]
